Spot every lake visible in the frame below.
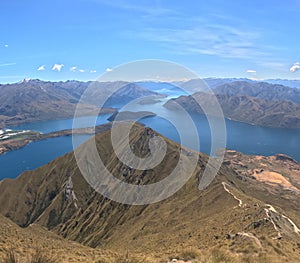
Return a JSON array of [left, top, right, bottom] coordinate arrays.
[[141, 115, 300, 160], [0, 135, 91, 179], [8, 114, 112, 133], [0, 114, 111, 179], [0, 92, 299, 180]]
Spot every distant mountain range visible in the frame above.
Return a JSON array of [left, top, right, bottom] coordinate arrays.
[[264, 79, 300, 89], [165, 93, 300, 129], [0, 79, 161, 128], [214, 81, 300, 104], [101, 82, 166, 107], [172, 78, 254, 93], [0, 122, 299, 262], [165, 80, 300, 129], [1, 78, 300, 129], [174, 78, 300, 90]]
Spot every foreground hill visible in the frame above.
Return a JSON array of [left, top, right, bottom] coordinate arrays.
[[164, 92, 300, 128], [0, 214, 117, 262], [0, 123, 299, 262]]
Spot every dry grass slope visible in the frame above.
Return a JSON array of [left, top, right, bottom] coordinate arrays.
[[0, 123, 300, 262]]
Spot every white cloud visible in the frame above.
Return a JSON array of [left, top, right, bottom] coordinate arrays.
[[246, 69, 256, 73], [52, 64, 64, 72], [90, 70, 97, 73], [70, 66, 86, 73], [37, 65, 45, 71], [106, 68, 113, 72], [4, 44, 8, 48], [133, 22, 265, 59], [96, 0, 174, 17], [290, 62, 300, 73], [70, 66, 78, 72], [0, 62, 16, 67]]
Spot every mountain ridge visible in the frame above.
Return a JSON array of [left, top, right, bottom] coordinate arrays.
[[0, 122, 299, 262], [0, 80, 161, 128], [164, 92, 300, 129], [214, 81, 300, 104]]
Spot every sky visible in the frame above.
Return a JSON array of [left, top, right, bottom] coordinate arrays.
[[1, 0, 300, 83]]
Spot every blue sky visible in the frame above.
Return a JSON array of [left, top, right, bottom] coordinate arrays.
[[1, 0, 300, 83]]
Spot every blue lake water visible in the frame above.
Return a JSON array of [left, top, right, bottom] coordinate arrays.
[[140, 115, 300, 160], [0, 115, 111, 179], [0, 135, 91, 179], [1, 98, 300, 180], [8, 114, 112, 133]]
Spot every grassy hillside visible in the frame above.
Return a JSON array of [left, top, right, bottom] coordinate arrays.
[[0, 122, 299, 262], [0, 214, 116, 263]]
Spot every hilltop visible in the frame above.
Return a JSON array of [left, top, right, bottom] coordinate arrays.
[[0, 122, 299, 262]]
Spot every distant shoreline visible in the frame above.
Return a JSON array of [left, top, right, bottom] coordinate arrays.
[[0, 114, 154, 156], [0, 127, 93, 156], [0, 108, 117, 130]]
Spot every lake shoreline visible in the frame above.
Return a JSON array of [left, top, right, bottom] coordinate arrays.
[[0, 111, 157, 156], [0, 108, 117, 130], [0, 125, 107, 156]]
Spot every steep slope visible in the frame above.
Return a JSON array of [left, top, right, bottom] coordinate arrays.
[[0, 214, 115, 262], [0, 123, 299, 262], [0, 80, 162, 128], [102, 83, 166, 107], [177, 79, 300, 103], [164, 92, 300, 128], [0, 79, 111, 128], [78, 81, 164, 108], [214, 81, 300, 104]]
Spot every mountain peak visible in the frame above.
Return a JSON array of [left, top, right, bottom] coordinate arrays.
[[18, 78, 32, 84], [0, 123, 299, 261]]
